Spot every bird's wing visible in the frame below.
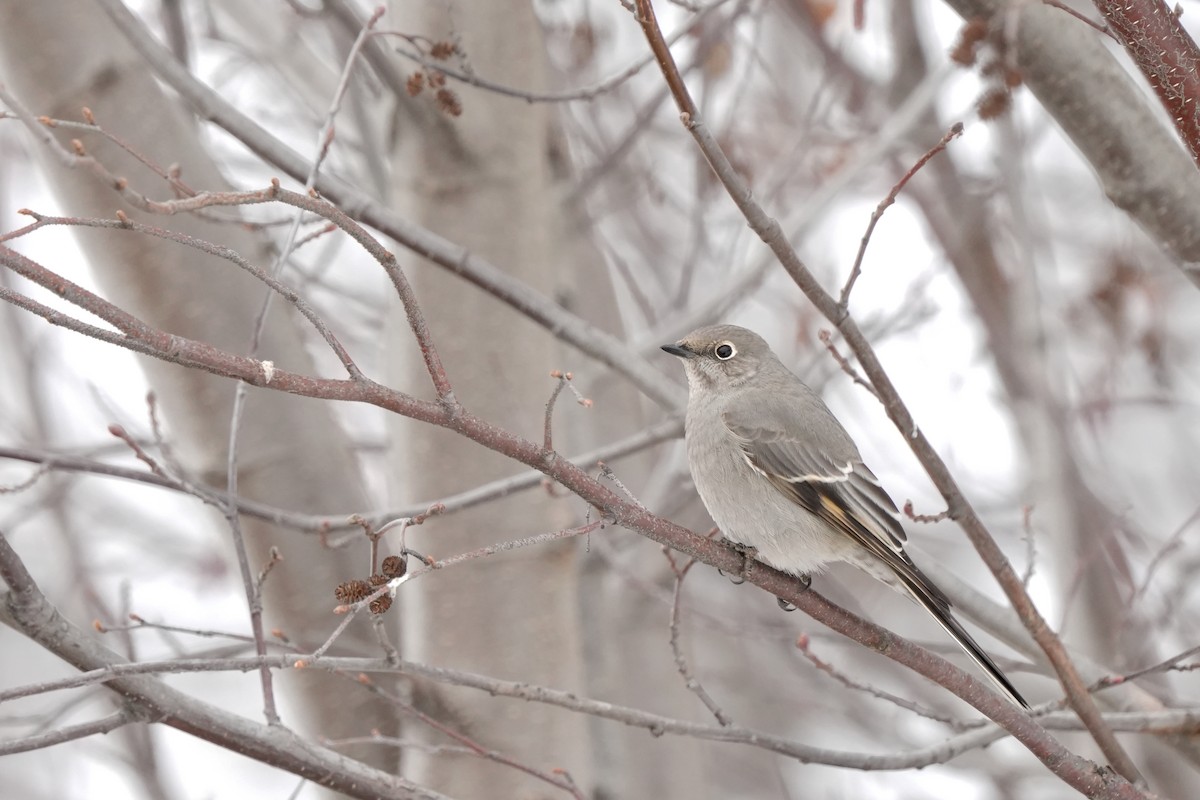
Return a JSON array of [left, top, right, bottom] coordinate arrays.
[[721, 405, 909, 560], [722, 402, 1030, 708]]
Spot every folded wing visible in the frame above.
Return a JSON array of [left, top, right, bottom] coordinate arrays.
[[722, 407, 1029, 708]]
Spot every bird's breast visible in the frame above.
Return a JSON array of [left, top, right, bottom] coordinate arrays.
[[684, 404, 852, 575]]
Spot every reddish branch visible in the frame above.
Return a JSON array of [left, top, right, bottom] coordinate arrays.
[[1094, 0, 1200, 166], [0, 228, 1145, 799]]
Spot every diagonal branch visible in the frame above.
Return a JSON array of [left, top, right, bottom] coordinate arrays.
[[631, 0, 1147, 790]]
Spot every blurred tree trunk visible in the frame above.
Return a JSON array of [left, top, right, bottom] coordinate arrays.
[[0, 0, 397, 785], [384, 1, 712, 796], [384, 1, 590, 793]]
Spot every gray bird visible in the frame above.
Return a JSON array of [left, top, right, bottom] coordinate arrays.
[[663, 323, 1028, 708]]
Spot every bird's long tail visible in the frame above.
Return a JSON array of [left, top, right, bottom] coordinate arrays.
[[894, 566, 1029, 709]]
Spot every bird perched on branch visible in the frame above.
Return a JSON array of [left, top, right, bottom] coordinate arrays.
[[663, 323, 1028, 708]]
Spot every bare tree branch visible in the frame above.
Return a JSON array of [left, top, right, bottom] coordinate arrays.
[[0, 416, 682, 534], [0, 710, 133, 756], [632, 0, 1148, 789], [0, 532, 450, 800], [89, 0, 683, 410]]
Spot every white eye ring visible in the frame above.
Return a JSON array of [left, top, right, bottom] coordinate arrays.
[[714, 342, 736, 360]]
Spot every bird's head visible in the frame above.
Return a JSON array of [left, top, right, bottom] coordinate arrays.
[[661, 324, 774, 392]]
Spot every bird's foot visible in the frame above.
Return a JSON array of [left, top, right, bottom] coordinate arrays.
[[718, 540, 758, 584], [775, 573, 811, 612]]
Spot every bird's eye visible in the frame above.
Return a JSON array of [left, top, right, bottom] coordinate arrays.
[[714, 342, 736, 360]]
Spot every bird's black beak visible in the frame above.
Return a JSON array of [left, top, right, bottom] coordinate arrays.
[[661, 343, 695, 359]]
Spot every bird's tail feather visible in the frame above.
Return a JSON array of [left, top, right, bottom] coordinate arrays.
[[895, 568, 1029, 709]]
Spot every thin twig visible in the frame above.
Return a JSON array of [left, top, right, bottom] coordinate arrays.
[[8, 211, 362, 378], [1132, 501, 1200, 604], [429, 521, 603, 573], [839, 123, 963, 307], [817, 330, 879, 400], [358, 678, 586, 800], [6, 647, 1193, 771], [667, 560, 732, 725], [1096, 643, 1200, 689], [371, 614, 400, 666], [219, 501, 279, 722], [0, 416, 682, 534], [1043, 0, 1114, 37], [544, 372, 568, 450], [1020, 505, 1038, 589], [106, 424, 169, 478], [256, 547, 284, 593], [0, 710, 133, 756], [901, 501, 951, 524], [597, 461, 643, 509], [794, 634, 970, 728], [544, 371, 593, 450]]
